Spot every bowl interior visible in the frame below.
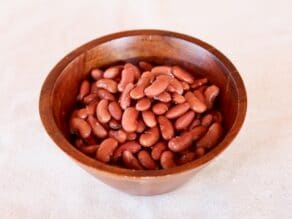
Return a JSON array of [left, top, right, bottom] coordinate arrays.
[[46, 31, 246, 176]]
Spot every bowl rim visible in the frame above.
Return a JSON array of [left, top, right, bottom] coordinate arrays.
[[39, 29, 247, 178]]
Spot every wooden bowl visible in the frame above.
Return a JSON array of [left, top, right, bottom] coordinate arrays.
[[39, 30, 247, 195]]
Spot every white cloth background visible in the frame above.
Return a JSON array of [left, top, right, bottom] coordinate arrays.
[[1, 0, 291, 218]]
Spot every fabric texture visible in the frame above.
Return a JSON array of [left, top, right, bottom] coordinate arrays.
[[0, 0, 291, 218]]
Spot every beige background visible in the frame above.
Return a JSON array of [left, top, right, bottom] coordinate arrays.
[[1, 0, 292, 218]]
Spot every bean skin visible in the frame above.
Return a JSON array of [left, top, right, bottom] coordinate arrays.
[[113, 141, 141, 161], [119, 83, 134, 110], [204, 85, 220, 109], [122, 107, 138, 132], [87, 115, 107, 138], [144, 75, 171, 97], [196, 122, 223, 148], [185, 91, 207, 113], [91, 69, 103, 80], [103, 65, 123, 79], [138, 150, 157, 170], [175, 111, 196, 130], [165, 102, 190, 119], [108, 101, 122, 121], [142, 110, 157, 128], [77, 80, 90, 101], [171, 66, 194, 84], [152, 102, 168, 115], [151, 142, 167, 160], [136, 98, 151, 111], [96, 138, 118, 163], [139, 126, 160, 147], [138, 61, 153, 71], [70, 118, 91, 139], [158, 116, 174, 140], [96, 99, 111, 123], [122, 151, 143, 170], [160, 151, 176, 169]]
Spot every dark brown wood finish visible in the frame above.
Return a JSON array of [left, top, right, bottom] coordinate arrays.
[[39, 30, 247, 195]]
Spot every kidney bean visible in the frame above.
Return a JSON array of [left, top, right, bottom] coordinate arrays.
[[124, 63, 141, 80], [86, 102, 97, 115], [103, 65, 124, 79], [87, 115, 107, 138], [113, 141, 141, 161], [76, 108, 88, 119], [142, 110, 157, 128], [152, 102, 168, 115], [185, 91, 207, 113], [96, 78, 118, 93], [139, 126, 160, 147], [154, 91, 171, 103], [70, 62, 225, 170], [96, 99, 111, 123], [167, 85, 176, 93], [172, 66, 194, 84], [189, 125, 208, 141], [96, 138, 118, 163], [201, 114, 213, 127], [109, 130, 127, 143], [191, 78, 208, 89], [168, 132, 193, 152], [165, 102, 190, 119], [158, 116, 174, 140], [80, 145, 99, 156], [108, 101, 122, 121], [136, 98, 151, 111], [77, 80, 90, 101], [204, 85, 220, 109], [151, 65, 172, 76], [130, 76, 151, 100], [196, 122, 223, 148], [70, 118, 91, 139], [198, 85, 208, 93], [127, 132, 137, 141], [74, 138, 84, 148], [211, 111, 223, 123], [193, 90, 206, 105], [138, 150, 157, 170], [91, 69, 103, 80], [141, 71, 155, 81], [118, 66, 135, 92], [175, 111, 196, 130], [188, 119, 201, 130], [169, 78, 184, 94], [96, 88, 115, 101], [144, 75, 171, 97], [108, 119, 122, 130], [84, 135, 98, 145], [90, 82, 99, 94], [195, 147, 205, 157], [83, 93, 98, 105], [122, 151, 143, 170], [138, 61, 153, 71], [177, 151, 196, 165], [181, 81, 190, 90], [136, 119, 146, 133], [172, 93, 185, 104], [160, 151, 176, 169], [119, 83, 134, 110], [122, 107, 138, 132], [151, 142, 167, 160]]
